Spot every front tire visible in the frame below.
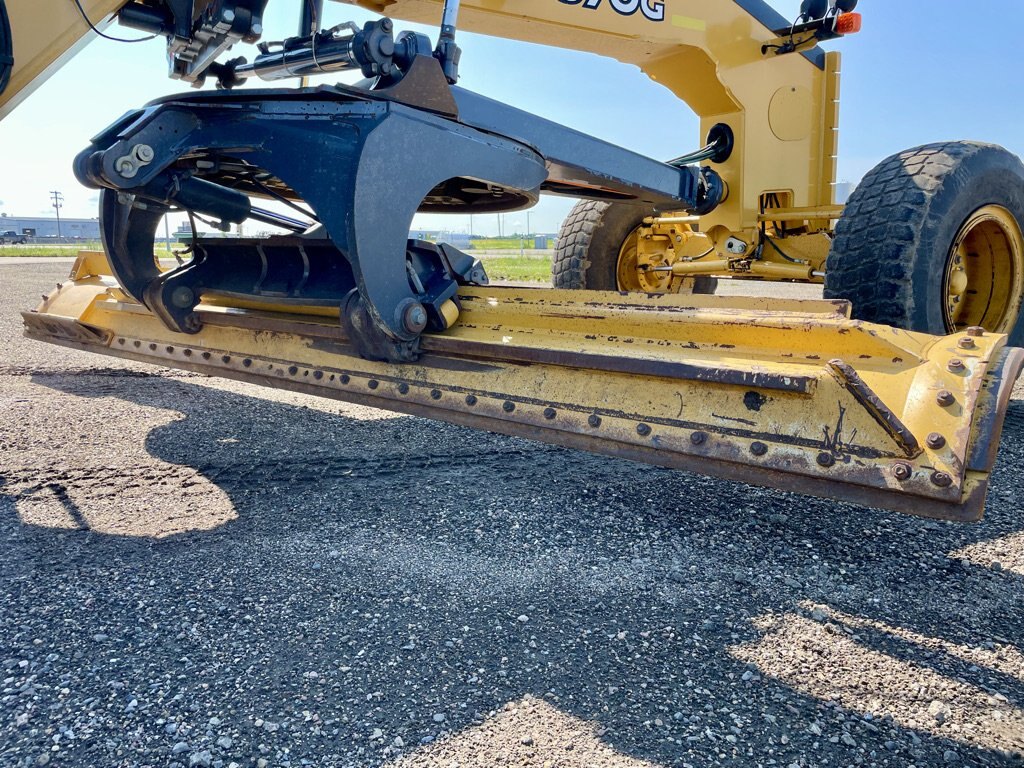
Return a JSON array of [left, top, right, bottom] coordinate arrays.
[[552, 200, 717, 294], [824, 142, 1024, 343]]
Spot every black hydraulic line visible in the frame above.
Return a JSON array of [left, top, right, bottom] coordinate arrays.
[[667, 144, 719, 168], [299, 0, 325, 37], [667, 124, 734, 168], [71, 0, 156, 43], [0, 0, 12, 96]]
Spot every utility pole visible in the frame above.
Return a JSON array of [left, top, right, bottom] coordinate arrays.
[[49, 191, 64, 242]]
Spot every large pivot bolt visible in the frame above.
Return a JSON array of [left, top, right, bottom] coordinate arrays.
[[171, 287, 196, 309], [114, 143, 155, 179], [401, 300, 428, 334]]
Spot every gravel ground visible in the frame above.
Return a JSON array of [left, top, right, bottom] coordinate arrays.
[[1, 261, 1023, 768]]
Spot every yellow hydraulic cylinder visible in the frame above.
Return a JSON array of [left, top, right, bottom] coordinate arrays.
[[747, 262, 817, 280]]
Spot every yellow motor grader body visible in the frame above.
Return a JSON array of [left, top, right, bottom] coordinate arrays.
[[346, 0, 842, 267], [3, 0, 1023, 521]]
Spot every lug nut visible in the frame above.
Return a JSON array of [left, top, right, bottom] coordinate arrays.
[[892, 463, 913, 481], [690, 431, 708, 446], [957, 337, 976, 350], [936, 390, 955, 407], [931, 471, 953, 488], [926, 432, 946, 450], [966, 326, 985, 337], [948, 358, 965, 373], [750, 441, 768, 456]]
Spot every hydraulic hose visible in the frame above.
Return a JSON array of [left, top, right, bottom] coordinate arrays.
[[0, 0, 12, 97]]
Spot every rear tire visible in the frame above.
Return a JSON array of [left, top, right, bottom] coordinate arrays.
[[552, 200, 717, 294], [824, 142, 1024, 343]]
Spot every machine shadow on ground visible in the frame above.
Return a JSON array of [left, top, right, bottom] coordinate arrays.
[[2, 371, 1023, 767]]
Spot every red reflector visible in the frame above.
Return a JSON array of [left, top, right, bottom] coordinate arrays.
[[835, 12, 862, 34]]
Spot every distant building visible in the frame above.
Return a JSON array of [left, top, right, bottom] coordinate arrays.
[[834, 181, 856, 204], [0, 215, 100, 240], [410, 230, 473, 249]]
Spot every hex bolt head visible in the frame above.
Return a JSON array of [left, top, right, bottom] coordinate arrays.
[[948, 358, 965, 373], [636, 423, 652, 437], [936, 390, 955, 407], [398, 382, 410, 394], [931, 471, 953, 488], [464, 393, 476, 405], [430, 389, 442, 400], [957, 337, 976, 350], [690, 431, 708, 446], [588, 414, 602, 428], [367, 379, 379, 390], [502, 400, 515, 412], [543, 407, 557, 420], [817, 452, 836, 468], [287, 365, 299, 376], [926, 432, 946, 450], [892, 463, 913, 481], [170, 286, 195, 308], [402, 302, 428, 334], [966, 326, 985, 337], [750, 441, 768, 457]]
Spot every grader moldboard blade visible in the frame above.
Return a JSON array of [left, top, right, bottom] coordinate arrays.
[[24, 248, 1023, 523]]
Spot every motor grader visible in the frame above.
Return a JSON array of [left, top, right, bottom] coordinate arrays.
[[2, 0, 1023, 521]]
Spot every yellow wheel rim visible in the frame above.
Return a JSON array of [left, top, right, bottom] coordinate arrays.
[[616, 225, 676, 293], [944, 205, 1024, 333]]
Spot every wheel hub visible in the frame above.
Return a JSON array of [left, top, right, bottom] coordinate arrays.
[[944, 204, 1024, 333]]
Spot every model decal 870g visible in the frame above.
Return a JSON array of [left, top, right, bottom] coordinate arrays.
[[558, 0, 666, 23]]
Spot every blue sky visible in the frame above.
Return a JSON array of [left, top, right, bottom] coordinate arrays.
[[1, 1, 1022, 235]]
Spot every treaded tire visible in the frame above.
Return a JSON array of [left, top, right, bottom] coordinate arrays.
[[824, 141, 1024, 343], [552, 200, 717, 293]]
